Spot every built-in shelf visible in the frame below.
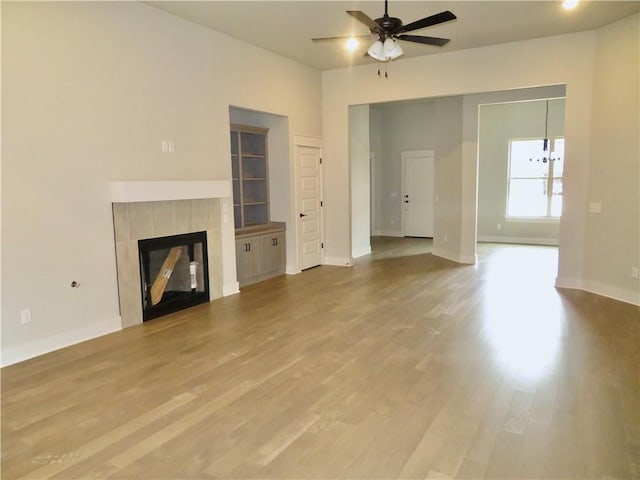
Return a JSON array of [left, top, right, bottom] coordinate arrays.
[[231, 125, 269, 229]]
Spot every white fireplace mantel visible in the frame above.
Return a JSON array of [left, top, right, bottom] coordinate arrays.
[[110, 181, 231, 203]]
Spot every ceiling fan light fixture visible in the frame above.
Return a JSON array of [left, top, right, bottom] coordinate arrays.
[[562, 0, 579, 10], [367, 40, 386, 61], [383, 38, 403, 59]]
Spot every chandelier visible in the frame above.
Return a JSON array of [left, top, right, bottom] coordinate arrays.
[[530, 100, 561, 163]]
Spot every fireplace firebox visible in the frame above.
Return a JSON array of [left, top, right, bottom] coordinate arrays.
[[138, 231, 209, 321]]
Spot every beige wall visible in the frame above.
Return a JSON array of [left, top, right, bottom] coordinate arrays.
[[1, 2, 322, 365], [583, 14, 640, 304]]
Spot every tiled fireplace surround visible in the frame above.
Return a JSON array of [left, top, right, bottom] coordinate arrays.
[[112, 182, 228, 327]]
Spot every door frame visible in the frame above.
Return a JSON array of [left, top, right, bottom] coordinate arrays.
[[370, 152, 376, 236], [293, 135, 324, 273], [401, 149, 435, 237]]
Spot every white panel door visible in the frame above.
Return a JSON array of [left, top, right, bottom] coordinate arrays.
[[297, 146, 323, 270], [402, 150, 435, 238]]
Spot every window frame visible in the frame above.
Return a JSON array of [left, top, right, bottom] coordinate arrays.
[[505, 136, 564, 220]]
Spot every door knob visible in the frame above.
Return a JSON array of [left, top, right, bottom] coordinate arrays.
[[299, 213, 307, 218]]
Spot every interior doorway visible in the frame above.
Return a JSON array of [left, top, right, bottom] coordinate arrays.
[[476, 92, 566, 247]]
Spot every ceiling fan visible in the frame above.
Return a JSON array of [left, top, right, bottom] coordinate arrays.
[[312, 0, 457, 62]]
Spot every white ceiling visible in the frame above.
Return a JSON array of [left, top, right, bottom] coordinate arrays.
[[147, 1, 640, 71]]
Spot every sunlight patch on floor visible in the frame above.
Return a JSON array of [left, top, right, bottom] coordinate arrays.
[[480, 245, 562, 382]]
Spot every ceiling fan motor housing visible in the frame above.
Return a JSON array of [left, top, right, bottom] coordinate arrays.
[[374, 15, 404, 38]]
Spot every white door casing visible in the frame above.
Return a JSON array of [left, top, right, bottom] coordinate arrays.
[[294, 141, 323, 270], [402, 150, 435, 238]]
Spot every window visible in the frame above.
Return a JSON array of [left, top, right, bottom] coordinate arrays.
[[507, 138, 564, 218]]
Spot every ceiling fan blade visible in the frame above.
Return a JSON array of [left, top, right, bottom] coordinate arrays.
[[312, 35, 372, 42], [396, 34, 450, 47], [396, 10, 457, 34], [346, 10, 383, 33]]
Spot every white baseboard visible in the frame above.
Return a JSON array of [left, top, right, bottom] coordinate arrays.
[[324, 256, 354, 267], [1, 316, 122, 367], [556, 276, 640, 306], [555, 276, 582, 290], [286, 265, 301, 275], [352, 245, 372, 259], [459, 253, 477, 264], [223, 282, 240, 296], [432, 248, 476, 265], [478, 235, 559, 246]]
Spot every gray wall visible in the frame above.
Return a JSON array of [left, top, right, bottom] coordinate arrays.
[[477, 98, 565, 244], [349, 105, 371, 259], [370, 87, 566, 247], [369, 100, 436, 235]]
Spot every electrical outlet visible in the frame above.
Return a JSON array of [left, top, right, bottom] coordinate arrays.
[[20, 308, 32, 325], [497, 223, 502, 230], [632, 267, 639, 279], [444, 234, 448, 243]]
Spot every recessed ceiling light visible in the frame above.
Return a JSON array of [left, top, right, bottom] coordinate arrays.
[[562, 0, 579, 10], [345, 38, 359, 51]]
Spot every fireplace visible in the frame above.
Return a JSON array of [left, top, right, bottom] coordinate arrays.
[[138, 231, 210, 321], [112, 183, 233, 328]]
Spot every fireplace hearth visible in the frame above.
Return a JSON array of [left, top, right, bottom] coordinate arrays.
[[138, 231, 210, 321]]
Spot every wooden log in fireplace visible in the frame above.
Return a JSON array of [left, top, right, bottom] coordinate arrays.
[[150, 246, 184, 305]]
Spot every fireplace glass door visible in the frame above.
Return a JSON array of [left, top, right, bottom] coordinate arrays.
[[138, 231, 210, 321]]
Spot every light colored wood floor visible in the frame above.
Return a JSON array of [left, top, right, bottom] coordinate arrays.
[[2, 239, 639, 479]]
